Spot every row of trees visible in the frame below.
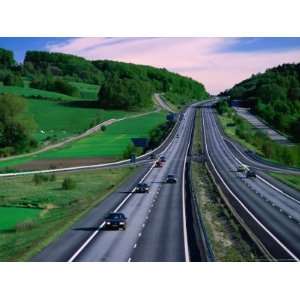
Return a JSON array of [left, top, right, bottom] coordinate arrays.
[[223, 63, 300, 141], [30, 76, 80, 97]]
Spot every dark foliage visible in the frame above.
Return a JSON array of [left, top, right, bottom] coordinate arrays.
[[224, 63, 300, 141]]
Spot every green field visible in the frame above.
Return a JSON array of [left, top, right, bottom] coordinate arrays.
[[270, 173, 300, 191], [70, 81, 100, 99], [0, 207, 41, 231], [39, 111, 167, 159], [0, 85, 73, 100], [0, 166, 136, 261], [26, 99, 133, 142]]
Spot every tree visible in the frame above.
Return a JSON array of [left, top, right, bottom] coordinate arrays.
[[0, 94, 36, 153]]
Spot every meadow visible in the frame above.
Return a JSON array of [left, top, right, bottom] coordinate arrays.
[[39, 111, 167, 159], [26, 99, 133, 142], [0, 85, 73, 100], [0, 166, 136, 261]]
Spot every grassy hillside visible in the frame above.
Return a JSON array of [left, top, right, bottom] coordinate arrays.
[[38, 111, 167, 159], [224, 63, 300, 141], [26, 99, 132, 142], [0, 85, 73, 100]]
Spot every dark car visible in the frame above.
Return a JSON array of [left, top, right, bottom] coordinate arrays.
[[104, 212, 127, 230], [149, 153, 157, 159], [135, 183, 150, 193], [166, 174, 177, 183], [160, 156, 167, 162], [155, 160, 163, 168], [246, 170, 256, 178], [176, 134, 179, 138]]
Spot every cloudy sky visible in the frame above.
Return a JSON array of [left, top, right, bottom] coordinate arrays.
[[1, 37, 300, 94]]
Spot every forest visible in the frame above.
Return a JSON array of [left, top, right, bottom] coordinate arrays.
[[223, 63, 300, 141]]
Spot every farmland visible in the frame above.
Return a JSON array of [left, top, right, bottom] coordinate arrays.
[[39, 111, 167, 159], [0, 166, 136, 261], [0, 110, 166, 170], [26, 99, 133, 142], [0, 85, 73, 100]]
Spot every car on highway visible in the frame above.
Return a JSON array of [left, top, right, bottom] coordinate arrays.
[[237, 165, 246, 172], [160, 156, 167, 162], [104, 212, 127, 230], [135, 183, 150, 193], [176, 134, 179, 138], [155, 160, 163, 168], [166, 174, 177, 184], [149, 153, 157, 159], [246, 169, 256, 178]]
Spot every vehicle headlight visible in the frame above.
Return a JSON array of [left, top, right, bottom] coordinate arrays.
[[106, 221, 111, 225], [119, 222, 125, 225]]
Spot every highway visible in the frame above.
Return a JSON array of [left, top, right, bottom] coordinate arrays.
[[202, 103, 300, 261], [33, 105, 196, 262]]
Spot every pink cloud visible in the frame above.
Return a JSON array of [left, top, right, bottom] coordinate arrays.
[[47, 38, 300, 94]]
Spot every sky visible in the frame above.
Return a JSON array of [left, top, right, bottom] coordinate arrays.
[[1, 37, 300, 94]]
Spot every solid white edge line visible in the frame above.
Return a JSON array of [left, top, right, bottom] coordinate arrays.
[[202, 109, 299, 262], [182, 109, 192, 262]]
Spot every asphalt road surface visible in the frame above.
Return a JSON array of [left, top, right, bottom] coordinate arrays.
[[33, 106, 195, 262], [202, 103, 300, 261]]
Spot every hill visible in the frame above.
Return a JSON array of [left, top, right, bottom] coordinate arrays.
[[224, 63, 300, 141]]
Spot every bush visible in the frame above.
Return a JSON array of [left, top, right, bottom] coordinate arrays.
[[15, 219, 36, 232], [101, 125, 107, 132], [62, 177, 76, 190], [32, 173, 50, 185], [122, 144, 143, 159]]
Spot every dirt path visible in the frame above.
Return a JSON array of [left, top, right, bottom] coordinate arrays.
[[0, 96, 168, 164]]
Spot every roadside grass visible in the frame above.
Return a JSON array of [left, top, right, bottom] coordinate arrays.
[[38, 111, 167, 159], [69, 81, 100, 100], [0, 207, 41, 231], [269, 173, 300, 192], [26, 99, 132, 142], [218, 113, 263, 155], [0, 85, 73, 101], [191, 110, 264, 261], [0, 166, 137, 261]]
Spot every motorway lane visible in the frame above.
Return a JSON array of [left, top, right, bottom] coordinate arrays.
[[202, 105, 300, 260], [73, 108, 194, 262], [33, 106, 195, 262]]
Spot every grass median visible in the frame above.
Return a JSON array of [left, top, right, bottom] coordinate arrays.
[[0, 166, 137, 261]]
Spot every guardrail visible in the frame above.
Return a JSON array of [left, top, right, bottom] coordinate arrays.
[[185, 107, 215, 262]]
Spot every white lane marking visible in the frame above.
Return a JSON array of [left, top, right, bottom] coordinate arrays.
[[68, 161, 156, 262], [138, 233, 142, 237], [128, 257, 132, 262], [211, 113, 300, 205], [181, 111, 192, 263], [202, 110, 299, 261], [133, 244, 137, 248]]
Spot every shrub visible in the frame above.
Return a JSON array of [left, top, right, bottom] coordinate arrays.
[[15, 219, 36, 232], [62, 177, 76, 190], [32, 173, 50, 185]]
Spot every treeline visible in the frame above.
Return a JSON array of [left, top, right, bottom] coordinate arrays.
[[94, 60, 208, 110], [223, 63, 300, 141], [0, 48, 208, 110], [0, 48, 24, 87], [30, 76, 80, 97], [24, 51, 104, 85], [217, 102, 300, 167]]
